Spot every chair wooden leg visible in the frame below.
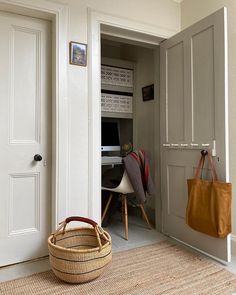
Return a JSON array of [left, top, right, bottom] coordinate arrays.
[[121, 195, 125, 224], [102, 193, 113, 223], [122, 195, 128, 240], [139, 204, 152, 229]]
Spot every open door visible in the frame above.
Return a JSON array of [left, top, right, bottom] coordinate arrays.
[[160, 8, 230, 262]]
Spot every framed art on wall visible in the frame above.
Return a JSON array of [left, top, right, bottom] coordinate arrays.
[[69, 41, 87, 66], [142, 84, 154, 101]]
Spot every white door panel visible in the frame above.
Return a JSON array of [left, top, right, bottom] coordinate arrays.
[[0, 12, 51, 266], [161, 8, 229, 261]]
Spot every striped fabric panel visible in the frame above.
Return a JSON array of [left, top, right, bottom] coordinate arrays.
[[130, 149, 149, 191]]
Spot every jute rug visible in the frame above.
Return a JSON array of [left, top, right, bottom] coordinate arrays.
[[1, 240, 236, 295]]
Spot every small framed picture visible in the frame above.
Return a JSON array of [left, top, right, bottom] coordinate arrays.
[[69, 41, 87, 66], [142, 84, 154, 101]]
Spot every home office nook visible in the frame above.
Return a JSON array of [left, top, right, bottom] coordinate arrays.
[[100, 36, 160, 246]]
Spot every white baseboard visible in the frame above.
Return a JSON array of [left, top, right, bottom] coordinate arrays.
[[231, 234, 236, 256], [0, 257, 50, 283]]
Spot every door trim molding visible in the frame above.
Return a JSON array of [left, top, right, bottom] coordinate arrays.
[[0, 0, 69, 230], [87, 8, 178, 224]]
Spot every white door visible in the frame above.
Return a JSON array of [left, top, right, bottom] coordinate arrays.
[[160, 8, 230, 261], [0, 12, 51, 266]]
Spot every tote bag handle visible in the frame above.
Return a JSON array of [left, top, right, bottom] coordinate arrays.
[[195, 151, 218, 181]]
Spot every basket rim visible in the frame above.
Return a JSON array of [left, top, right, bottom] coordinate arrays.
[[48, 226, 111, 254]]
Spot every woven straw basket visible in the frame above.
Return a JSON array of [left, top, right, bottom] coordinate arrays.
[[48, 216, 112, 283]]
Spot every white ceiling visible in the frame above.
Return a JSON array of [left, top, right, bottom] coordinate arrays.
[[172, 0, 183, 3]]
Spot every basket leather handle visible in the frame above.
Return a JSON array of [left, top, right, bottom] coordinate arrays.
[[65, 216, 97, 227], [51, 216, 111, 251]]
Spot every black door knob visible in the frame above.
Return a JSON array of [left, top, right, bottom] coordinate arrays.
[[34, 154, 42, 162]]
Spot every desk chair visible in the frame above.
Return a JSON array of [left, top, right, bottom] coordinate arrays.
[[102, 170, 152, 240]]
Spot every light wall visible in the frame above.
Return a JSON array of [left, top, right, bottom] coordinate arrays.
[[181, 0, 236, 240], [46, 0, 180, 217]]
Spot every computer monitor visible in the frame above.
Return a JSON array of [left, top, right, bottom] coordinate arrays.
[[101, 121, 120, 152]]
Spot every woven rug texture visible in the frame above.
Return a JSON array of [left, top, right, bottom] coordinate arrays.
[[1, 240, 236, 295]]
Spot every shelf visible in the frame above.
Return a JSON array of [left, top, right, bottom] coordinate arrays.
[[101, 57, 135, 120], [101, 84, 133, 94], [101, 111, 133, 119]]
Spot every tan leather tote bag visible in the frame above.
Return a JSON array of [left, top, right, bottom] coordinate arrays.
[[186, 152, 232, 238]]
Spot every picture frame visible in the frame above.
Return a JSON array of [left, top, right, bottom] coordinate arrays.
[[142, 84, 154, 101], [69, 41, 87, 66]]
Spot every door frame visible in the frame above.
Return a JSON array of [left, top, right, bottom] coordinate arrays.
[[87, 8, 179, 225], [0, 0, 69, 231]]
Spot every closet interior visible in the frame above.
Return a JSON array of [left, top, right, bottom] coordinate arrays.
[[100, 35, 162, 248]]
